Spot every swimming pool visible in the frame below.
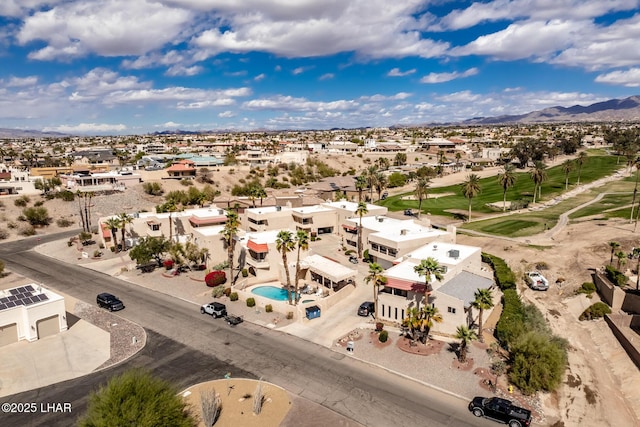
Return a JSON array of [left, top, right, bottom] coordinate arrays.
[[251, 286, 296, 301]]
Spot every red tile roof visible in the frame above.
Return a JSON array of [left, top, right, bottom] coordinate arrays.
[[247, 240, 269, 253]]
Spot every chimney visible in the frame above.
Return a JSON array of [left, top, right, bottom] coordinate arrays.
[[400, 229, 407, 235]]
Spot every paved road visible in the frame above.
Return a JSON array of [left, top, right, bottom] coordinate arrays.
[[0, 232, 494, 427]]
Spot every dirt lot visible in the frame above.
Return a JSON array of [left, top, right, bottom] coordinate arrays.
[[1, 153, 639, 426]]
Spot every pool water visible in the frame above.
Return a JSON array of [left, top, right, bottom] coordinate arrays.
[[251, 286, 297, 301]]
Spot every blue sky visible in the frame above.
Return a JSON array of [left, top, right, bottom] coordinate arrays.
[[1, 0, 640, 135]]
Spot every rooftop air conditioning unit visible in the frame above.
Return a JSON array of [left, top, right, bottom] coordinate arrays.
[[378, 217, 384, 222], [400, 229, 407, 235], [433, 245, 438, 250], [276, 206, 282, 211], [448, 249, 460, 259]]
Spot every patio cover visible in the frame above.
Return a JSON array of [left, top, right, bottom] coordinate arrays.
[[301, 254, 356, 282], [247, 240, 269, 253]]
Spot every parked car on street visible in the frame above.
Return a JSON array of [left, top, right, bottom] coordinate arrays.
[[468, 396, 531, 427], [200, 302, 227, 318], [225, 314, 244, 326], [349, 255, 358, 264], [96, 293, 125, 312], [357, 301, 375, 317], [525, 271, 549, 291]]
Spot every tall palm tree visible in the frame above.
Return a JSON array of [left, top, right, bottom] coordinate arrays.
[[104, 217, 120, 251], [497, 164, 516, 212], [355, 201, 368, 259], [629, 157, 640, 223], [529, 161, 548, 204], [355, 174, 367, 202], [365, 262, 386, 321], [471, 289, 494, 343], [414, 178, 430, 218], [634, 248, 640, 290], [460, 174, 481, 222], [294, 229, 309, 305], [413, 257, 445, 308], [366, 165, 378, 202], [164, 201, 178, 243], [562, 159, 574, 190], [221, 211, 240, 286], [616, 251, 627, 271], [374, 172, 387, 201], [117, 213, 133, 251], [455, 325, 478, 363], [276, 230, 296, 305], [609, 241, 620, 265], [422, 305, 443, 342], [576, 151, 588, 186]]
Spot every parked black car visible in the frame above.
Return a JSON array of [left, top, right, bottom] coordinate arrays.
[[348, 255, 358, 264], [468, 396, 532, 427], [357, 301, 375, 317], [96, 293, 125, 312]]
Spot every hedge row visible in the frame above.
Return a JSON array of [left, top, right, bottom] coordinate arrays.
[[486, 253, 568, 395], [482, 252, 516, 290]]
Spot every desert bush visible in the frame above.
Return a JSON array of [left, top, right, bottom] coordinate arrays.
[[212, 261, 229, 270], [265, 304, 273, 313], [229, 292, 239, 301], [242, 268, 248, 277], [286, 311, 294, 320], [19, 225, 36, 236], [605, 265, 628, 287], [535, 261, 549, 270], [0, 228, 8, 240], [142, 182, 164, 196], [34, 200, 44, 207], [575, 282, 597, 297], [23, 206, 50, 226], [223, 287, 231, 297], [379, 330, 389, 343], [344, 250, 355, 256], [375, 322, 384, 332], [210, 285, 225, 298], [180, 178, 193, 186], [56, 218, 74, 227], [246, 297, 256, 307], [7, 221, 17, 229], [14, 196, 30, 207], [93, 250, 102, 257], [509, 332, 567, 395], [579, 302, 611, 321], [205, 270, 227, 287], [57, 190, 75, 201]]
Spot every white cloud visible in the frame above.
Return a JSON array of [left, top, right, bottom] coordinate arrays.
[[166, 65, 203, 77], [66, 68, 151, 102], [160, 121, 181, 127], [595, 68, 640, 86], [104, 86, 251, 106], [420, 67, 478, 84], [0, 0, 65, 18], [319, 73, 334, 80], [6, 76, 38, 87], [292, 67, 312, 75], [388, 68, 416, 77], [42, 123, 127, 133], [254, 73, 266, 81], [219, 110, 236, 118], [243, 95, 359, 112], [17, 0, 192, 60]]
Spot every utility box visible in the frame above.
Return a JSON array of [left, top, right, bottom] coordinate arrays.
[[305, 305, 321, 320]]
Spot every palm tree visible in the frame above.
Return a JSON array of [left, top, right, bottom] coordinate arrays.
[[294, 229, 309, 304], [616, 251, 627, 271], [421, 305, 443, 342], [355, 174, 367, 202], [629, 157, 640, 223], [471, 289, 494, 343], [164, 201, 178, 243], [355, 201, 368, 259], [374, 172, 387, 201], [276, 230, 296, 305], [413, 257, 445, 308], [576, 151, 588, 186], [221, 211, 240, 286], [497, 164, 516, 212], [365, 262, 386, 321], [117, 213, 133, 251], [414, 178, 430, 218], [634, 247, 640, 290], [455, 325, 478, 363], [529, 161, 547, 204], [562, 159, 574, 190], [609, 241, 620, 265], [460, 174, 481, 222], [104, 217, 120, 252], [366, 165, 378, 202]]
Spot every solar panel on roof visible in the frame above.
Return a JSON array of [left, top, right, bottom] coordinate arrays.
[[17, 287, 26, 293], [40, 294, 49, 301], [22, 297, 33, 305], [6, 301, 15, 307], [0, 297, 8, 303], [0, 303, 6, 310], [9, 289, 19, 295], [25, 285, 34, 292], [8, 295, 16, 301], [15, 300, 24, 306]]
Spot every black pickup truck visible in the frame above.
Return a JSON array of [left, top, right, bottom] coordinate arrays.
[[469, 396, 532, 427]]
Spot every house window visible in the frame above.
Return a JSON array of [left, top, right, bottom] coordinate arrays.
[[394, 307, 398, 320], [387, 305, 391, 318], [401, 309, 405, 321], [381, 304, 385, 318], [447, 306, 456, 314]]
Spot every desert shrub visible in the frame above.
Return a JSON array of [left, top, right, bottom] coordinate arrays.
[[286, 311, 294, 320], [605, 265, 628, 287], [344, 250, 355, 256], [229, 292, 239, 301], [14, 196, 30, 207], [93, 250, 102, 257], [212, 261, 229, 270], [576, 282, 596, 297], [142, 182, 164, 196], [7, 221, 17, 229], [246, 297, 256, 308], [223, 287, 231, 297], [0, 228, 8, 240], [265, 304, 273, 313], [482, 253, 516, 290], [535, 261, 549, 270], [18, 225, 36, 236], [22, 206, 50, 226], [241, 268, 248, 277], [57, 190, 75, 201], [56, 218, 74, 227], [379, 330, 389, 343], [34, 200, 44, 207], [509, 332, 568, 395], [180, 178, 193, 186], [210, 285, 225, 298], [579, 302, 612, 321], [163, 259, 174, 270], [205, 270, 226, 287], [375, 322, 384, 332]]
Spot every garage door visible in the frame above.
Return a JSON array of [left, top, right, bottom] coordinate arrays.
[[36, 315, 59, 339], [0, 323, 18, 347]]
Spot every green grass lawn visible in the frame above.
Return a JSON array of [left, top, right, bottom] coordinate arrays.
[[379, 154, 623, 220], [568, 194, 634, 219]]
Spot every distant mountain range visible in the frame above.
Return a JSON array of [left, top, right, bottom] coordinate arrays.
[[463, 95, 640, 125], [0, 128, 67, 138]]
